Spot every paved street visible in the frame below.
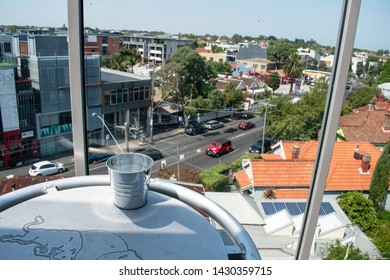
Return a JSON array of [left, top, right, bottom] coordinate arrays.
[[0, 115, 265, 179]]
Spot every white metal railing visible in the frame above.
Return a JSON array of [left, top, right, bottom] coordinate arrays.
[[0, 175, 260, 260]]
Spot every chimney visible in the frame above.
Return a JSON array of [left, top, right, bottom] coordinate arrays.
[[360, 153, 371, 173], [383, 108, 390, 131], [292, 145, 300, 159], [224, 72, 229, 80], [371, 97, 377, 106], [238, 71, 243, 79], [378, 92, 385, 103]]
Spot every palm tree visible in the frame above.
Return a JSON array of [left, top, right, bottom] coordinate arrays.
[[283, 53, 305, 94], [109, 53, 129, 71], [126, 55, 141, 73]]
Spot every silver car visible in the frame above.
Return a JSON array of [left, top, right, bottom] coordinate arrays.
[[204, 120, 224, 130], [29, 160, 66, 176]]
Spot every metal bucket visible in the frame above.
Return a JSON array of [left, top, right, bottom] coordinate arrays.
[[106, 153, 154, 209]]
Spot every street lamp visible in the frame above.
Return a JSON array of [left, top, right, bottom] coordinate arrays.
[[92, 113, 123, 153]]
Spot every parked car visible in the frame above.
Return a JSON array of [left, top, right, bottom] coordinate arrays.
[[249, 139, 272, 154], [133, 148, 163, 161], [204, 120, 224, 130], [239, 111, 254, 119], [185, 123, 206, 135], [88, 152, 115, 164], [29, 161, 67, 176], [238, 121, 256, 130], [205, 138, 232, 157]]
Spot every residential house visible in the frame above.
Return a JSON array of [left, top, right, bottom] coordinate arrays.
[[216, 72, 266, 98], [379, 82, 390, 99], [234, 140, 389, 209], [339, 93, 390, 148], [297, 47, 321, 63]]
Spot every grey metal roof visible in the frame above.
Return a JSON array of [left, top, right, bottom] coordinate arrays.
[[236, 44, 267, 60], [101, 68, 150, 84]]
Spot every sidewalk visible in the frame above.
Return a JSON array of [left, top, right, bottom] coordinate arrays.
[[105, 125, 184, 154]]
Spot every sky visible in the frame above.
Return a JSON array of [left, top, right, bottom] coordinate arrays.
[[1, 0, 389, 51]]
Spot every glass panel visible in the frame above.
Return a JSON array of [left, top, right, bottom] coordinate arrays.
[[1, 0, 385, 263]]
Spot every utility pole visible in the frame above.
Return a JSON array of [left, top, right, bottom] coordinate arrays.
[[149, 66, 155, 142], [124, 122, 129, 152], [261, 104, 269, 154]]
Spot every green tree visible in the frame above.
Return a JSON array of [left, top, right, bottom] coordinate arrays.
[[283, 53, 305, 93], [338, 191, 378, 232], [206, 61, 231, 75], [231, 34, 243, 44], [208, 89, 226, 109], [266, 80, 327, 141], [119, 47, 142, 73], [268, 72, 281, 91], [224, 82, 244, 108], [185, 96, 211, 119], [321, 239, 369, 260], [154, 47, 216, 126], [378, 59, 390, 84], [211, 44, 223, 53], [342, 86, 381, 115], [355, 61, 365, 77], [171, 46, 216, 100], [369, 140, 390, 211], [109, 53, 129, 71], [266, 42, 296, 69]]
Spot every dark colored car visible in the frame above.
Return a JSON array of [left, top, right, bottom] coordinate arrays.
[[133, 148, 164, 161], [88, 152, 115, 164], [239, 111, 254, 119], [249, 139, 272, 154], [185, 123, 206, 135], [238, 121, 256, 130], [205, 138, 232, 157]]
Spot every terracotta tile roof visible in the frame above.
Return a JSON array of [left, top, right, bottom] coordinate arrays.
[[0, 175, 68, 196], [279, 140, 318, 160], [339, 109, 390, 144], [261, 154, 282, 160], [234, 170, 252, 190], [274, 188, 310, 199], [234, 141, 385, 196], [251, 160, 314, 187]]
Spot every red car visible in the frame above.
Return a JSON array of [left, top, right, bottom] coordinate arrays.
[[238, 121, 256, 130]]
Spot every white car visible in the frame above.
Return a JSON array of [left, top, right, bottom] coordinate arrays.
[[204, 120, 224, 130], [29, 161, 66, 176]]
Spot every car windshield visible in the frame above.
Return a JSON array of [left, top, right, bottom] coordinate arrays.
[[212, 142, 221, 147]]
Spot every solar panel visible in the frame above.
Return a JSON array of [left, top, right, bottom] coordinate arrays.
[[262, 202, 276, 215], [274, 202, 286, 212], [261, 201, 336, 216], [321, 202, 335, 215], [286, 202, 301, 216], [297, 202, 306, 213]]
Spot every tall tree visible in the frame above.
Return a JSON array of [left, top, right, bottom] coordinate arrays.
[[266, 80, 327, 141], [377, 59, 390, 84], [171, 46, 216, 100], [153, 47, 216, 126], [369, 140, 390, 211], [109, 53, 129, 71], [283, 53, 305, 93], [223, 82, 244, 108], [266, 42, 296, 69]]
